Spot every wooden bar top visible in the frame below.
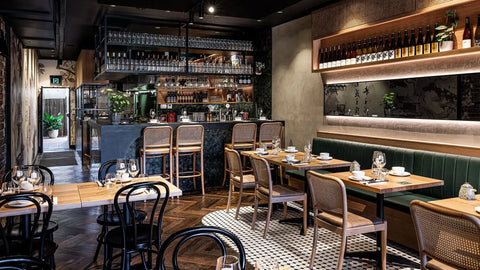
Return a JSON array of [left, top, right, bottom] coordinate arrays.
[[429, 195, 480, 218], [328, 170, 444, 194]]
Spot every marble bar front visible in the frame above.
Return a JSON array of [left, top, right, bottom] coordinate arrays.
[[87, 119, 284, 191]]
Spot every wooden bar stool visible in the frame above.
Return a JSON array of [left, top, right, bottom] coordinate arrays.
[[139, 126, 173, 182], [258, 122, 284, 183], [173, 125, 205, 195], [222, 123, 257, 186]]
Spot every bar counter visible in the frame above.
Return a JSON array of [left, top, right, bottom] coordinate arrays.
[[87, 119, 284, 190]]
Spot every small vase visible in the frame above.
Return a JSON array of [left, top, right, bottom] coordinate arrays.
[[111, 112, 122, 124], [439, 40, 454, 52], [48, 129, 59, 138]]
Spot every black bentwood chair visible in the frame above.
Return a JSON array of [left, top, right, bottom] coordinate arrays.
[[0, 256, 52, 270], [93, 160, 148, 266], [0, 193, 56, 266], [155, 226, 246, 270], [104, 181, 170, 270]]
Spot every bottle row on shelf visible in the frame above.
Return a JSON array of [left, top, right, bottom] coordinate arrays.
[[106, 30, 254, 51], [163, 88, 251, 104], [187, 57, 253, 75], [165, 91, 208, 103], [160, 76, 252, 90], [318, 15, 480, 70]]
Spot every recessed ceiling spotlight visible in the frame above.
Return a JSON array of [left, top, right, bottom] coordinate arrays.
[[277, 10, 283, 14], [155, 26, 161, 29], [50, 49, 54, 52], [257, 19, 262, 22], [110, 4, 116, 7], [165, 10, 171, 13], [208, 6, 215, 13]]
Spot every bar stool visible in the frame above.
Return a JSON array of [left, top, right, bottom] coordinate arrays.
[[139, 126, 173, 182], [173, 125, 205, 195], [258, 122, 284, 183], [222, 123, 257, 186]]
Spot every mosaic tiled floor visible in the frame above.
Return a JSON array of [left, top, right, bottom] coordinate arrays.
[[202, 205, 420, 270]]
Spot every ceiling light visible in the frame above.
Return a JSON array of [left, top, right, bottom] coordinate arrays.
[[165, 10, 171, 13], [51, 49, 55, 52], [257, 19, 262, 22], [208, 6, 215, 13], [189, 10, 194, 25], [155, 26, 161, 29], [199, 1, 205, 19], [277, 10, 283, 14], [110, 4, 116, 7]]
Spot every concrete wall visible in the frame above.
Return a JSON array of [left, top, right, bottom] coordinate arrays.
[[272, 15, 324, 149]]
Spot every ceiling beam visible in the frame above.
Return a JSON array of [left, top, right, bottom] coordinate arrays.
[[22, 37, 55, 41], [0, 9, 50, 16], [24, 46, 55, 50]]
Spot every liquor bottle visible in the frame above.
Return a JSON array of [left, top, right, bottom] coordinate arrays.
[[318, 48, 323, 69], [350, 42, 357, 65], [361, 39, 368, 63], [463, 17, 472, 48], [345, 43, 351, 65], [383, 34, 389, 60], [340, 44, 346, 66], [327, 46, 332, 68], [356, 40, 363, 64], [389, 33, 395, 59], [409, 29, 416, 56], [402, 30, 409, 57], [377, 36, 384, 61], [371, 37, 378, 62], [475, 15, 480, 46], [424, 25, 432, 54], [331, 46, 337, 68], [366, 38, 373, 62], [416, 27, 424, 55], [432, 23, 439, 53], [395, 32, 402, 58], [336, 45, 342, 67]]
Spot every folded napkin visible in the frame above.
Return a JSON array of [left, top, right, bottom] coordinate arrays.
[[365, 181, 387, 186]]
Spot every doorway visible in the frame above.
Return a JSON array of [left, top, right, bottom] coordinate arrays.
[[41, 87, 70, 152]]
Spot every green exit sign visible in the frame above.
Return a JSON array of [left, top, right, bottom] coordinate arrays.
[[50, 75, 62, 85]]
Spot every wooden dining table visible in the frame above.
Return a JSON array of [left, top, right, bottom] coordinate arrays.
[[429, 194, 480, 218], [328, 169, 444, 269]]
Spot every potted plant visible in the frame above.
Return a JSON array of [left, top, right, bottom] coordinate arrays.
[[383, 92, 395, 117], [106, 88, 130, 124], [43, 113, 63, 138], [435, 10, 458, 52]]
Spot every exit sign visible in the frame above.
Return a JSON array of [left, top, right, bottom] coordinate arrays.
[[50, 75, 62, 85]]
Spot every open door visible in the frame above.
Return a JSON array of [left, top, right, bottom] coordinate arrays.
[[40, 87, 70, 152]]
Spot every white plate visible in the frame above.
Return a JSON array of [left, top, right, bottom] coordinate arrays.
[[389, 171, 411, 177], [282, 159, 300, 163], [116, 177, 133, 183], [475, 206, 480, 213], [120, 187, 146, 195], [7, 200, 35, 208], [317, 156, 333, 160], [348, 175, 372, 181]]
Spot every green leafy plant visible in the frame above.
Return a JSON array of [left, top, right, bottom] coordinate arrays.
[[383, 92, 395, 110], [435, 10, 458, 42], [43, 113, 63, 131], [106, 88, 130, 113]]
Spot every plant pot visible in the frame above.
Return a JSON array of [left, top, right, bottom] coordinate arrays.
[[384, 109, 393, 117], [48, 129, 59, 138], [111, 112, 122, 124], [439, 40, 454, 52]]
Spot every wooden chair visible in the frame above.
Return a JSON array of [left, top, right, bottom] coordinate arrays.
[[250, 155, 307, 239], [225, 148, 255, 220], [307, 171, 387, 270], [222, 123, 257, 186], [173, 125, 204, 195], [139, 126, 173, 181], [0, 256, 52, 270], [257, 122, 284, 184], [410, 200, 480, 270]]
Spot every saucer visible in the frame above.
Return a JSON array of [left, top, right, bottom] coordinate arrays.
[[475, 206, 480, 213], [282, 159, 299, 163], [389, 171, 411, 177], [7, 200, 35, 208], [348, 175, 372, 181], [284, 150, 298, 153], [317, 156, 333, 160]]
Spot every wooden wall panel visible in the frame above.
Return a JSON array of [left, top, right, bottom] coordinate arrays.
[[75, 50, 108, 87], [416, 0, 454, 10]]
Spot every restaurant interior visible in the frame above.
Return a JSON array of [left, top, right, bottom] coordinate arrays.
[[0, 0, 480, 269]]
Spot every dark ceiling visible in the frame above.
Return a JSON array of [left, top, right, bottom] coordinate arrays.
[[0, 0, 336, 60]]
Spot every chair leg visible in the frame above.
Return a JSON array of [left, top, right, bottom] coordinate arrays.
[[235, 185, 243, 220], [279, 166, 283, 185], [169, 152, 173, 184], [222, 149, 227, 186], [251, 196, 259, 230], [93, 225, 106, 262], [226, 181, 233, 214], [200, 149, 205, 195], [303, 197, 308, 236], [263, 202, 273, 239], [337, 234, 347, 270], [193, 152, 197, 190], [283, 202, 287, 219], [175, 152, 180, 189], [162, 154, 166, 178], [381, 227, 387, 270], [142, 152, 146, 175], [309, 225, 319, 269]]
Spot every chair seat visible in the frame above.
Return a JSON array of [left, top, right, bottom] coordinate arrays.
[[140, 147, 170, 155], [316, 210, 382, 229], [259, 184, 304, 197], [231, 174, 256, 187], [256, 142, 273, 148], [1, 239, 58, 258], [425, 259, 458, 270], [225, 143, 255, 149], [105, 224, 159, 250], [173, 146, 202, 153], [8, 220, 59, 238], [97, 210, 147, 226]]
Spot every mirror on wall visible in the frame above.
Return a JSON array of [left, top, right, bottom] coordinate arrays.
[[324, 73, 480, 121]]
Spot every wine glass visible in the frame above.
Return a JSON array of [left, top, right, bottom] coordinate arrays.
[[128, 159, 139, 178], [40, 182, 53, 203], [216, 255, 240, 270], [12, 166, 24, 193], [304, 142, 312, 162], [255, 257, 279, 270], [116, 159, 127, 174], [149, 109, 156, 120], [257, 108, 263, 119], [272, 136, 280, 154], [373, 151, 386, 178], [28, 166, 42, 189]]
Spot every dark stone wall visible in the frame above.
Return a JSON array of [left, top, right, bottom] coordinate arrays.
[[0, 17, 6, 178]]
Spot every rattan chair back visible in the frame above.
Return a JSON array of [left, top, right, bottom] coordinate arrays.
[[410, 200, 480, 270], [258, 122, 282, 145], [250, 156, 272, 195], [143, 126, 172, 149], [176, 125, 204, 147], [232, 123, 256, 145], [225, 148, 243, 177]]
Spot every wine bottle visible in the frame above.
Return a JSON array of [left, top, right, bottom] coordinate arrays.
[[371, 37, 377, 62], [389, 33, 395, 59], [331, 46, 337, 68], [356, 40, 363, 64], [361, 39, 368, 63], [383, 34, 389, 60], [424, 25, 432, 54], [345, 43, 351, 65], [318, 48, 323, 70], [475, 15, 480, 46], [377, 36, 384, 61], [416, 27, 424, 55], [366, 38, 373, 62], [340, 44, 346, 66], [402, 30, 409, 57], [336, 45, 342, 67], [350, 42, 357, 65], [409, 29, 416, 56], [463, 16, 472, 48], [395, 32, 402, 58], [327, 46, 332, 68], [432, 23, 439, 53]]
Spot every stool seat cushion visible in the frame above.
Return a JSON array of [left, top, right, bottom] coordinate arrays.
[[140, 147, 170, 155], [316, 210, 382, 229], [259, 184, 305, 198], [173, 146, 202, 153], [225, 143, 255, 149], [232, 174, 256, 187]]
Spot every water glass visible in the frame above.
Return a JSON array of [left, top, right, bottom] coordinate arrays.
[[116, 159, 127, 174], [378, 168, 389, 181], [105, 173, 117, 188], [128, 159, 139, 178], [216, 255, 240, 270], [255, 257, 279, 270]]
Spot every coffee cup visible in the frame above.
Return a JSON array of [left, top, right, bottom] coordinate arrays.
[[391, 166, 405, 174], [285, 154, 295, 162], [320, 152, 330, 159], [287, 146, 296, 152], [256, 148, 265, 153], [121, 172, 129, 181], [352, 171, 365, 179]]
